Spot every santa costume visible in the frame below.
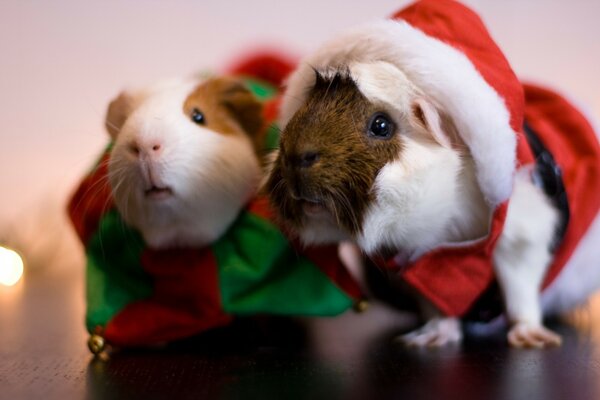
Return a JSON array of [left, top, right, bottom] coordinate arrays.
[[281, 0, 600, 318]]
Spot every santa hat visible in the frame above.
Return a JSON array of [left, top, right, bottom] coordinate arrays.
[[281, 0, 533, 207]]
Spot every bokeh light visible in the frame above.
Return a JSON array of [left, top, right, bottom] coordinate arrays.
[[0, 246, 24, 286]]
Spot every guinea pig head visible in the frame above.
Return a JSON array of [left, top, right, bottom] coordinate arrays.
[[107, 77, 264, 249], [267, 62, 478, 255]]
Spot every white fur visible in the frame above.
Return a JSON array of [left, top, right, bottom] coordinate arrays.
[[109, 80, 260, 249], [398, 317, 462, 347], [300, 211, 352, 246], [358, 138, 488, 258], [281, 19, 516, 206], [494, 170, 559, 326]]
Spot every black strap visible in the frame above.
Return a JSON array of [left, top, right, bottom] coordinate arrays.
[[523, 122, 570, 251]]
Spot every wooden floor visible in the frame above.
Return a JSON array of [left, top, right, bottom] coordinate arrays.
[[2, 266, 600, 400]]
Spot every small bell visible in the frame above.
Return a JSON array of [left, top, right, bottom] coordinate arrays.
[[88, 333, 106, 355], [353, 299, 369, 313]]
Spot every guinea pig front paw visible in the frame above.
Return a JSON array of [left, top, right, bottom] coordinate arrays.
[[396, 317, 462, 348], [507, 322, 562, 348]]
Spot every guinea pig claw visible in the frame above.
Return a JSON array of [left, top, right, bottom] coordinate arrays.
[[507, 322, 562, 348], [396, 317, 462, 348]]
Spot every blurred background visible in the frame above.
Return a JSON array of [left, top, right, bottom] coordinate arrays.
[[0, 0, 599, 277]]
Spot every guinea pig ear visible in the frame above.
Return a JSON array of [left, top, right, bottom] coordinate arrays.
[[218, 78, 265, 148], [410, 98, 453, 148], [105, 91, 137, 139]]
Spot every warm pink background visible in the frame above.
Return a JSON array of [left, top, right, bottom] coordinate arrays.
[[1, 0, 599, 226]]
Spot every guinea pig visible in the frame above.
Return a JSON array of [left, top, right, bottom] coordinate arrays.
[[266, 0, 600, 348], [107, 76, 264, 249]]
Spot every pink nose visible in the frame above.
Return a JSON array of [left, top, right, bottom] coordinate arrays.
[[127, 141, 162, 157]]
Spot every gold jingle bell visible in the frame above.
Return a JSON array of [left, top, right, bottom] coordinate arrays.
[[353, 299, 369, 313], [88, 333, 106, 355]]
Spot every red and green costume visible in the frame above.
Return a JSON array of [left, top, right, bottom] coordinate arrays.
[[68, 59, 362, 351]]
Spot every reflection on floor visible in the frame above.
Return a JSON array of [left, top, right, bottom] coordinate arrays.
[[2, 266, 600, 400]]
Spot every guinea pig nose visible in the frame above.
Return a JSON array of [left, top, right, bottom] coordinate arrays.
[[298, 151, 320, 168], [143, 141, 162, 156], [127, 142, 140, 156]]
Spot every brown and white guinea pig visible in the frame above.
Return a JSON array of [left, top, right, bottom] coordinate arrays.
[[266, 2, 600, 348], [267, 60, 493, 347], [106, 76, 264, 249]]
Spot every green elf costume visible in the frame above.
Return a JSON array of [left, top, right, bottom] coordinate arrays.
[[68, 54, 364, 354]]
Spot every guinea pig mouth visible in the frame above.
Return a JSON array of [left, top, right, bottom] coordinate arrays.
[[289, 190, 328, 216], [300, 199, 327, 216], [144, 185, 173, 200]]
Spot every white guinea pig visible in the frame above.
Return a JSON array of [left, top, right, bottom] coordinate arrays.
[[107, 77, 264, 249], [266, 5, 600, 348]]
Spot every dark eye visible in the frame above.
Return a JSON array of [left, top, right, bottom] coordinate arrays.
[[191, 108, 205, 125], [367, 113, 395, 139]]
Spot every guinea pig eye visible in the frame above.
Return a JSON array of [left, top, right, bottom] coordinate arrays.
[[191, 108, 205, 125], [367, 113, 395, 139]]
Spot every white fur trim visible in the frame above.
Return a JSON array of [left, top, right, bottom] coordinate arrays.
[[281, 20, 517, 205]]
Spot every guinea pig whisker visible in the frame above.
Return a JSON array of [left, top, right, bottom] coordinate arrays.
[[274, 181, 290, 210], [349, 111, 361, 137], [270, 179, 285, 199], [94, 188, 116, 259], [320, 77, 337, 103], [365, 253, 388, 277], [71, 171, 115, 217], [109, 174, 126, 199], [327, 185, 361, 234], [280, 186, 298, 225], [110, 174, 133, 226], [336, 189, 355, 219], [336, 191, 356, 226], [269, 177, 286, 196], [104, 119, 121, 134], [79, 167, 113, 197], [70, 181, 105, 216], [98, 182, 123, 254], [324, 192, 341, 223], [282, 91, 312, 110], [123, 187, 133, 229]]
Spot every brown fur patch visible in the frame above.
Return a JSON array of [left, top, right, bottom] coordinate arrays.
[[183, 77, 265, 154], [266, 72, 403, 234]]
